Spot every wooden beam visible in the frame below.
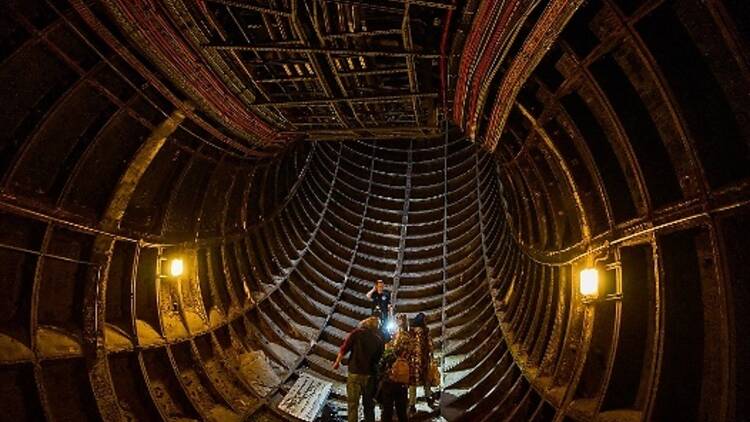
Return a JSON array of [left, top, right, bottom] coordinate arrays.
[[100, 109, 187, 230], [294, 125, 440, 136], [323, 29, 403, 39], [253, 92, 438, 107], [326, 0, 456, 11], [205, 0, 291, 16], [205, 43, 441, 58], [255, 75, 317, 83], [304, 131, 444, 141], [338, 67, 410, 77]]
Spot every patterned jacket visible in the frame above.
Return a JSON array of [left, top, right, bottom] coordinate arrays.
[[409, 326, 433, 385]]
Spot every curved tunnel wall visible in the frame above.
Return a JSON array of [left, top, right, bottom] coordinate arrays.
[[0, 1, 749, 422], [469, 1, 750, 421]]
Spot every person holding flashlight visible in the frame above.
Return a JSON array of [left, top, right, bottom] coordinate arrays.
[[367, 279, 392, 338]]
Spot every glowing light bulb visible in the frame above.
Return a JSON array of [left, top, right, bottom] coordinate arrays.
[[170, 258, 184, 277], [386, 319, 397, 333], [580, 268, 598, 297]]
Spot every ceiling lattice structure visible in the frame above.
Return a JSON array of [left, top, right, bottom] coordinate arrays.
[[101, 0, 456, 146]]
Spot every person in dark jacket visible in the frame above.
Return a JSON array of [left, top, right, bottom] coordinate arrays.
[[367, 280, 392, 329], [334, 316, 385, 422]]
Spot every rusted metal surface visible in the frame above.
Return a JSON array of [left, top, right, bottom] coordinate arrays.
[[99, 0, 283, 147], [88, 0, 453, 144], [68, 0, 276, 157], [483, 0, 585, 151], [469, 1, 748, 421], [452, 0, 534, 131]]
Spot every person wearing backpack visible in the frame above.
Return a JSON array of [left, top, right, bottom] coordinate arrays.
[[378, 314, 413, 421]]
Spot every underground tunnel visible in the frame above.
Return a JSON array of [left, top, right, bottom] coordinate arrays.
[[0, 0, 748, 421]]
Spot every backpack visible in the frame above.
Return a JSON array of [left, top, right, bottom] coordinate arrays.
[[388, 357, 410, 384]]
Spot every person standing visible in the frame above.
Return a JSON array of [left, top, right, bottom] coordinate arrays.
[[408, 312, 435, 414], [333, 317, 385, 422], [367, 279, 392, 332], [379, 314, 412, 422]]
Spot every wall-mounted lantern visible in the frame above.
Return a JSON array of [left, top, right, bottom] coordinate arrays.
[[580, 247, 622, 305], [169, 257, 184, 278], [158, 248, 189, 280], [579, 267, 599, 298]]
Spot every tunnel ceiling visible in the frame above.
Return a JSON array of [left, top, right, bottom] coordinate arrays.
[[1, 1, 749, 422], [90, 0, 456, 150]]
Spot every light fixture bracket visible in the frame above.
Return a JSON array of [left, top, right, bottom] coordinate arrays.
[[582, 292, 623, 305]]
